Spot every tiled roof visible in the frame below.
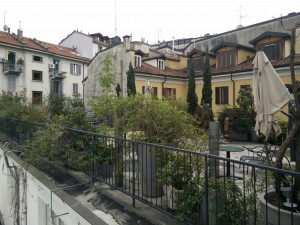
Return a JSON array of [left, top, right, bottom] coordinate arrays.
[[0, 31, 90, 62], [134, 62, 187, 77], [195, 56, 300, 77]]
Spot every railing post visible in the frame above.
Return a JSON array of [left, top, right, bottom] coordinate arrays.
[[132, 142, 136, 208], [209, 121, 219, 178]]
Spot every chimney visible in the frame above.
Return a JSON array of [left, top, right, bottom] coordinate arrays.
[[17, 29, 23, 40], [8, 27, 10, 33]]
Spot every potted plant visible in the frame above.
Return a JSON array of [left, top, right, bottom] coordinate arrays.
[[17, 58, 24, 71], [163, 152, 199, 211], [95, 140, 115, 178]]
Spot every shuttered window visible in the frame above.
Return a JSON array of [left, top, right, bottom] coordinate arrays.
[[217, 51, 236, 68], [70, 63, 81, 75], [162, 88, 176, 98], [263, 42, 281, 61], [215, 86, 229, 104]]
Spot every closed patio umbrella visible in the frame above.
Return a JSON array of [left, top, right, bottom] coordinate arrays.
[[252, 51, 293, 138]]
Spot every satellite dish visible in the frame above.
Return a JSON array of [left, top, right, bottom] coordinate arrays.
[[3, 24, 8, 31]]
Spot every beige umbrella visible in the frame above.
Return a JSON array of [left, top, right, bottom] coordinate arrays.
[[252, 51, 293, 138]]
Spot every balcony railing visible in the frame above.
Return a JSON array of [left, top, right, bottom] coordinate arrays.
[[1, 117, 300, 225], [3, 63, 22, 75], [49, 70, 66, 79]]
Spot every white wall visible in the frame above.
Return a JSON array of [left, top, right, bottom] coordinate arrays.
[[0, 146, 108, 225], [60, 32, 94, 59]]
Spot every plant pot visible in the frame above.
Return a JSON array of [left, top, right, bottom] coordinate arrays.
[[232, 130, 248, 141], [166, 185, 184, 211], [249, 127, 258, 143], [97, 164, 113, 178], [258, 191, 300, 225], [200, 188, 225, 225], [138, 144, 163, 198]]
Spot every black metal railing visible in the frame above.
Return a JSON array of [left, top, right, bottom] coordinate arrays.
[[1, 117, 300, 225]]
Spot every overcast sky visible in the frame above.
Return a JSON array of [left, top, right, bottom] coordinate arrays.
[[2, 0, 299, 45]]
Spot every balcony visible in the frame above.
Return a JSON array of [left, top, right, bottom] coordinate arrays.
[[0, 118, 299, 225], [3, 63, 22, 75], [49, 70, 66, 80]]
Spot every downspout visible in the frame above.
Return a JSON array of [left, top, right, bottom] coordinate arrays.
[[82, 61, 86, 105], [230, 73, 235, 106], [162, 76, 167, 98]]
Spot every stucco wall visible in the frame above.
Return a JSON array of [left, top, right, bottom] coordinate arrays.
[[0, 146, 108, 225], [84, 43, 131, 105], [60, 32, 94, 59]]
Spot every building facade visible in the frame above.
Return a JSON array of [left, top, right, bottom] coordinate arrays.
[[0, 29, 90, 104]]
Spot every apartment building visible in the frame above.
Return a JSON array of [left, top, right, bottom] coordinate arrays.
[[0, 28, 90, 104]]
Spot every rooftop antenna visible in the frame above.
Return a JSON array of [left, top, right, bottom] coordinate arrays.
[[3, 11, 8, 31], [239, 5, 246, 26], [115, 0, 117, 36]]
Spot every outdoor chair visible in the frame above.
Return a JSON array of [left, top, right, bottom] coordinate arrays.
[[240, 146, 266, 174], [240, 144, 291, 175]]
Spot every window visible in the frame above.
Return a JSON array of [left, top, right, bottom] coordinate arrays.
[[188, 57, 204, 71], [263, 42, 281, 61], [7, 75, 16, 91], [217, 51, 236, 68], [215, 86, 229, 104], [70, 63, 81, 75], [135, 55, 141, 68], [98, 46, 102, 52], [158, 59, 165, 70], [32, 70, 43, 81], [162, 88, 176, 98], [32, 91, 42, 105], [73, 83, 78, 95], [32, 55, 43, 62], [53, 81, 60, 94], [142, 86, 158, 96]]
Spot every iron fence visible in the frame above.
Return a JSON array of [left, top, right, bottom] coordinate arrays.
[[1, 117, 300, 225]]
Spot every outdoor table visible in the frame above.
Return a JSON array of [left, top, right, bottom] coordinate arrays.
[[219, 145, 244, 178]]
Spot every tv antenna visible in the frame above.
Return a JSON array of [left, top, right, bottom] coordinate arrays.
[[115, 0, 117, 36], [3, 11, 8, 31], [239, 5, 246, 26]]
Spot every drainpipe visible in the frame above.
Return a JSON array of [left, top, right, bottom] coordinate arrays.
[[230, 73, 235, 106], [162, 76, 167, 98], [82, 61, 85, 105]]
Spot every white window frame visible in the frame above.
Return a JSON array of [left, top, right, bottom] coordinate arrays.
[[135, 55, 141, 68], [70, 63, 81, 75], [158, 59, 165, 70]]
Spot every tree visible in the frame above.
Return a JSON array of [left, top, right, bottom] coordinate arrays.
[[201, 48, 213, 107], [127, 62, 136, 96], [186, 63, 198, 115], [98, 53, 115, 97]]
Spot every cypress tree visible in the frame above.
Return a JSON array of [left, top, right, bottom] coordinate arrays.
[[201, 48, 213, 106], [127, 62, 136, 96], [187, 63, 198, 115]]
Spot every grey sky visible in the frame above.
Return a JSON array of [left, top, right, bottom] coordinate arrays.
[[2, 0, 299, 45]]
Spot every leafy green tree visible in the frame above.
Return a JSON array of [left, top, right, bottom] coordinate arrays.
[[90, 53, 116, 133], [186, 63, 198, 115], [113, 95, 207, 149], [126, 62, 136, 96], [201, 48, 213, 106], [98, 53, 115, 97]]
